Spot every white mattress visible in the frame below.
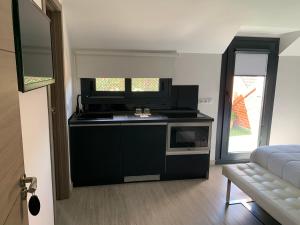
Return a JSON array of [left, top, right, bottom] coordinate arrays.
[[250, 145, 300, 188]]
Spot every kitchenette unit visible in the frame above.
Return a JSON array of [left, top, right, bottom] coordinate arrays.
[[69, 78, 213, 187]]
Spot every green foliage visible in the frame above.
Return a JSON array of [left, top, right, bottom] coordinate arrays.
[[230, 127, 252, 137]]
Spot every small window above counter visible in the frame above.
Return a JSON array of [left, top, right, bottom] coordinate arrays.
[[80, 78, 172, 109], [131, 78, 160, 92], [95, 78, 125, 92]]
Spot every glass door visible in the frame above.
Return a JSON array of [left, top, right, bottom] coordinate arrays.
[[217, 37, 279, 163], [228, 52, 267, 153]]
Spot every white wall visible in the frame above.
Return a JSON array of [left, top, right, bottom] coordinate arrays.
[[63, 12, 73, 118], [174, 54, 221, 161], [75, 50, 176, 78], [270, 56, 300, 144]]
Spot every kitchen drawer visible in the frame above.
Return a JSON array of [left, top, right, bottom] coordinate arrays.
[[164, 154, 209, 180]]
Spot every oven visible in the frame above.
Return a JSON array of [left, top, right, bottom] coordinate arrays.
[[167, 122, 211, 155]]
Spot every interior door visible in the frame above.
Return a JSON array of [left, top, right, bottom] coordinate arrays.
[[0, 0, 29, 224], [217, 37, 279, 163]]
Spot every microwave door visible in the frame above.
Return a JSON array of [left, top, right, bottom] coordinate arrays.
[[168, 123, 210, 154]]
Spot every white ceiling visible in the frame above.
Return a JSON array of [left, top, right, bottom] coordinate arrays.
[[63, 0, 300, 54]]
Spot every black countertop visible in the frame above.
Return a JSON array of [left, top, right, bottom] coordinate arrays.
[[69, 112, 214, 125]]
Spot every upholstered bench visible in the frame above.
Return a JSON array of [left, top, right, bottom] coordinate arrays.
[[223, 145, 300, 225]]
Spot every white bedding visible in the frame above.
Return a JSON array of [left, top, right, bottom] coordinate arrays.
[[250, 145, 300, 188]]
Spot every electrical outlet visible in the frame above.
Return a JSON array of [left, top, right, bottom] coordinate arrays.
[[199, 97, 213, 104]]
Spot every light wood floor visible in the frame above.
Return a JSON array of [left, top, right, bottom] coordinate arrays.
[[56, 166, 263, 225]]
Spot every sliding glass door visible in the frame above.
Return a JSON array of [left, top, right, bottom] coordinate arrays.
[[216, 37, 279, 163]]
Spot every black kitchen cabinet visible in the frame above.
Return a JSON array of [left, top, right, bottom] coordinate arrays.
[[69, 123, 167, 186], [69, 125, 122, 186], [164, 154, 209, 180], [121, 124, 167, 179]]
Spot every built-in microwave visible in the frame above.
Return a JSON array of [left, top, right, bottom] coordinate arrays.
[[166, 122, 211, 155]]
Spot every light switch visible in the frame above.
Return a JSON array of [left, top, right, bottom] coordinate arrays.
[[199, 97, 213, 104]]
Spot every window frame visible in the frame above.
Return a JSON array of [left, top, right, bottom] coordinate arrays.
[[127, 78, 171, 98], [215, 37, 279, 164], [130, 78, 160, 93], [95, 78, 126, 93], [90, 78, 129, 97], [91, 78, 171, 98]]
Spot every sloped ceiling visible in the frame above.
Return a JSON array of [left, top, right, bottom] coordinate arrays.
[[63, 0, 300, 54]]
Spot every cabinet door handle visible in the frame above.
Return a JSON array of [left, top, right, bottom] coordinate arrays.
[[121, 123, 167, 126]]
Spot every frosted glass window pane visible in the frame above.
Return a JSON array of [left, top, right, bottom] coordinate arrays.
[[132, 78, 160, 92], [95, 78, 125, 91], [234, 52, 268, 76]]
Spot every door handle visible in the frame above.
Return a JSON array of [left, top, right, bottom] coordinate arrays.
[[51, 107, 56, 114], [20, 175, 41, 216], [225, 91, 232, 105], [20, 175, 37, 200]]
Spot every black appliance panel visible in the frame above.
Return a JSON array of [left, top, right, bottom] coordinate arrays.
[[171, 85, 199, 110]]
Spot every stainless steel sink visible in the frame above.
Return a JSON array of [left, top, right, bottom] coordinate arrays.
[[76, 112, 114, 120]]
